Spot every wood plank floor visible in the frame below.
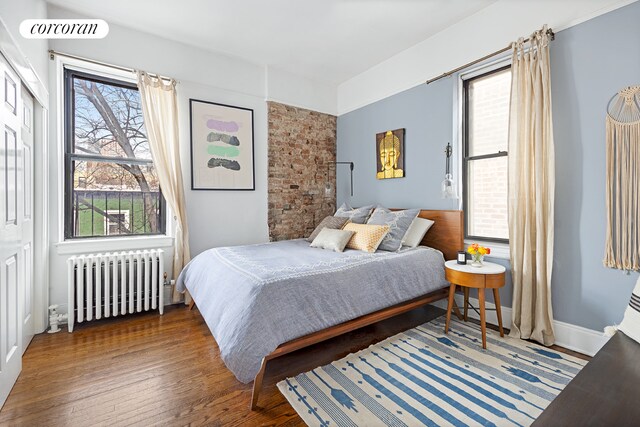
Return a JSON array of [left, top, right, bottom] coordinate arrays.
[[0, 304, 445, 426], [0, 304, 589, 426]]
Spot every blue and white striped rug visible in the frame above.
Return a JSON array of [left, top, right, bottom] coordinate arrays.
[[278, 316, 587, 426]]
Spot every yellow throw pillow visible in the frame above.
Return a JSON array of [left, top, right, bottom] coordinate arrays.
[[344, 223, 390, 253]]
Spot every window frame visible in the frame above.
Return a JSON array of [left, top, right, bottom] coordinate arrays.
[[462, 64, 511, 244], [63, 68, 166, 240]]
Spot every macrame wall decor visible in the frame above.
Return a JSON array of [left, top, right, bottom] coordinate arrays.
[[604, 85, 640, 271]]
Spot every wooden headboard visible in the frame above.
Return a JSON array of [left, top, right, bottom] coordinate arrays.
[[392, 209, 464, 261], [418, 210, 464, 261]]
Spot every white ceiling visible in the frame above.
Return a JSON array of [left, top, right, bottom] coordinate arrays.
[[46, 0, 498, 84]]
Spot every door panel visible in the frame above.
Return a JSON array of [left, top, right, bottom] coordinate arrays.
[[4, 72, 16, 114], [22, 243, 32, 345], [4, 255, 19, 362], [23, 144, 31, 220], [0, 54, 26, 409], [4, 126, 17, 225]]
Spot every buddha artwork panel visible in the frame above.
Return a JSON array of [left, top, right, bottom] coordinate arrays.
[[376, 128, 405, 179]]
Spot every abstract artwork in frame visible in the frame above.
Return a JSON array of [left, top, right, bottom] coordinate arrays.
[[376, 128, 405, 179], [189, 99, 255, 190]]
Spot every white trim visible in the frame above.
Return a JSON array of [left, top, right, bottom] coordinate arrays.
[[553, 318, 610, 358], [55, 235, 173, 255], [33, 104, 49, 334], [433, 295, 610, 357]]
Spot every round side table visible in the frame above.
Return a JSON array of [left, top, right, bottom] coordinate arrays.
[[444, 260, 506, 349]]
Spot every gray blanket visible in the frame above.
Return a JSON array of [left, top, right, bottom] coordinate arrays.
[[176, 239, 447, 383]]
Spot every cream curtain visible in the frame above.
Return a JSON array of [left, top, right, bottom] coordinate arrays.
[[137, 71, 191, 304], [508, 26, 555, 346]]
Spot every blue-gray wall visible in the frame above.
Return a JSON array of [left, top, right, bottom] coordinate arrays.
[[336, 0, 640, 331]]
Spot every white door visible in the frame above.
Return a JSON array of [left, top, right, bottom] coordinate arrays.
[[21, 86, 34, 351], [0, 54, 34, 408]]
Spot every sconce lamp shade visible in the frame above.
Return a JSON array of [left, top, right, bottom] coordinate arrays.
[[441, 142, 456, 199], [442, 174, 456, 199]]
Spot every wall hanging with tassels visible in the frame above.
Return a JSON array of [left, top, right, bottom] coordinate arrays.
[[604, 85, 640, 271]]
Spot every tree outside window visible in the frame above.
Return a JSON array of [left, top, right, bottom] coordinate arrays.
[[64, 70, 166, 238]]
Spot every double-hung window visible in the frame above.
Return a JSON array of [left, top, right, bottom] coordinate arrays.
[[64, 69, 165, 239], [463, 66, 511, 242]]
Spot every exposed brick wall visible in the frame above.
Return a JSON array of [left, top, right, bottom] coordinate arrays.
[[267, 102, 337, 241]]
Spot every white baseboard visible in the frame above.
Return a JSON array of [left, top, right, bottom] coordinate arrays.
[[432, 295, 609, 357]]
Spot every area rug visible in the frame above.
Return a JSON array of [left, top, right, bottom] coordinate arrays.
[[277, 316, 587, 427]]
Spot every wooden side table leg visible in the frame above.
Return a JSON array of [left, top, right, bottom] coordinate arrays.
[[452, 299, 463, 320], [444, 283, 457, 334], [493, 288, 504, 337], [478, 288, 487, 349], [463, 287, 469, 321]]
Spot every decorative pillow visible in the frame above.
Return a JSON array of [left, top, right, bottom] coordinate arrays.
[[334, 203, 374, 224], [402, 217, 435, 248], [617, 276, 640, 344], [307, 216, 350, 242], [310, 228, 355, 252], [366, 207, 420, 251], [343, 223, 389, 253]]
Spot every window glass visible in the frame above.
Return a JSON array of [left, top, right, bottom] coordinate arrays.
[[65, 70, 165, 239], [464, 66, 511, 242]]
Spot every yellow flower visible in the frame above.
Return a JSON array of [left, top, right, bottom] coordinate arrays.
[[467, 243, 490, 256]]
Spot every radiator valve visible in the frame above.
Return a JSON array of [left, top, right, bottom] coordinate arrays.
[[163, 272, 174, 286], [48, 305, 68, 334]]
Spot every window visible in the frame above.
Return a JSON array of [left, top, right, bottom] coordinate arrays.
[[104, 210, 130, 235], [64, 69, 165, 239], [463, 66, 511, 242]]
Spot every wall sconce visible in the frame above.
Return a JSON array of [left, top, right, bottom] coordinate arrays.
[[441, 142, 456, 199], [326, 161, 355, 197]]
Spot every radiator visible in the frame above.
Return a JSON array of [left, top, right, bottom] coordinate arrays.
[[66, 249, 164, 332]]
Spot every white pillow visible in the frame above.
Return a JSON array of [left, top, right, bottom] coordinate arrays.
[[401, 217, 435, 248], [310, 228, 355, 252], [617, 276, 640, 344]]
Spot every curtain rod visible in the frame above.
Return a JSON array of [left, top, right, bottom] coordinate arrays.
[[425, 27, 554, 85], [48, 49, 177, 83]]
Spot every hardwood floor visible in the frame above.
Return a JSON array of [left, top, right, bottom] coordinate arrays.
[[0, 304, 589, 426], [0, 304, 444, 426]]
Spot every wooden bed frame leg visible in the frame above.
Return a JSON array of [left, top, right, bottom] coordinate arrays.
[[250, 357, 268, 410], [188, 299, 195, 311]]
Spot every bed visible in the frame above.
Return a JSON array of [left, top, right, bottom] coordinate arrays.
[[177, 209, 463, 409]]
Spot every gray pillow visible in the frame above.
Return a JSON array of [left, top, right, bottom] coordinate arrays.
[[307, 216, 350, 242], [334, 203, 374, 224], [367, 207, 420, 251], [310, 228, 355, 252]]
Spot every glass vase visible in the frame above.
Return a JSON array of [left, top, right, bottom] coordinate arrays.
[[471, 253, 484, 267]]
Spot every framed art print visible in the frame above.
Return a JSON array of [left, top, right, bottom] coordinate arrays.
[[376, 128, 405, 179], [189, 99, 255, 190]]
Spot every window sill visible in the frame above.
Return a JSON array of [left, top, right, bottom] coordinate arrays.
[[464, 239, 510, 260], [55, 235, 173, 255]]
